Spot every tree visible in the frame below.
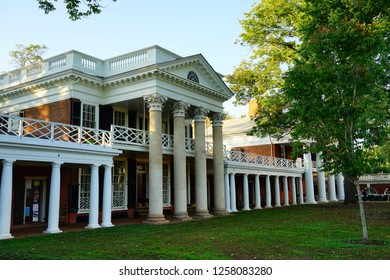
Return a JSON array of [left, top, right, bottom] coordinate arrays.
[[9, 44, 48, 68], [36, 0, 117, 21], [228, 0, 390, 205], [226, 0, 302, 145], [284, 0, 390, 204]]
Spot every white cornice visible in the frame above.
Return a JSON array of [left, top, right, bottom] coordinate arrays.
[[0, 71, 103, 101]]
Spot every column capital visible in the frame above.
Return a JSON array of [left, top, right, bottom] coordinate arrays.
[[144, 93, 167, 111], [2, 159, 15, 165], [193, 107, 209, 122], [172, 100, 190, 117], [51, 161, 63, 168], [211, 112, 226, 126]]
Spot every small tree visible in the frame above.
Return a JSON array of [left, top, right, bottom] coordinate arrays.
[[9, 44, 48, 68]]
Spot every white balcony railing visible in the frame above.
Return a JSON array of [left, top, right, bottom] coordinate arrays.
[[359, 174, 390, 181], [0, 114, 304, 171], [225, 150, 304, 170], [0, 114, 111, 147]]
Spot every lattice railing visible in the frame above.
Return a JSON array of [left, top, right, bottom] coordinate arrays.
[[162, 134, 174, 149], [225, 150, 304, 170], [1, 114, 305, 170], [111, 125, 149, 146], [0, 114, 111, 147], [359, 174, 390, 181]]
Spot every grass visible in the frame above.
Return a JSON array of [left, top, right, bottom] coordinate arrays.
[[0, 202, 389, 260]]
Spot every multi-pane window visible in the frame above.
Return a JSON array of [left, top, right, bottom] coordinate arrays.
[[113, 160, 127, 210], [162, 163, 171, 206], [79, 167, 91, 212], [114, 110, 126, 127], [82, 104, 96, 128]]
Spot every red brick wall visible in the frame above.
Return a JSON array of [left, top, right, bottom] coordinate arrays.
[[23, 99, 72, 124], [239, 145, 274, 157]]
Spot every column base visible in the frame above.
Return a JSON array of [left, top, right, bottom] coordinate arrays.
[[43, 228, 63, 234], [85, 224, 102, 229], [213, 209, 230, 216], [329, 198, 338, 202], [283, 203, 290, 207], [0, 233, 14, 240], [242, 208, 251, 211], [193, 210, 213, 219], [265, 205, 273, 209], [173, 212, 192, 221], [305, 200, 318, 205], [318, 200, 329, 203], [101, 223, 114, 228], [254, 206, 263, 210], [144, 214, 169, 224]]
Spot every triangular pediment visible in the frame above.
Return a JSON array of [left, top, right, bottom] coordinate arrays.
[[157, 54, 233, 101]]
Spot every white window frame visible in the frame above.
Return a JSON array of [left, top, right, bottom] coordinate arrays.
[[113, 108, 128, 127], [112, 159, 128, 210], [78, 167, 91, 213], [81, 103, 98, 129]]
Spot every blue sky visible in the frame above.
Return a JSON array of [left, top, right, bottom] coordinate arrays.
[[0, 0, 255, 116]]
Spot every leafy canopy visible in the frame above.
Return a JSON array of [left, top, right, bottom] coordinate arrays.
[[36, 0, 117, 20], [229, 0, 390, 202]]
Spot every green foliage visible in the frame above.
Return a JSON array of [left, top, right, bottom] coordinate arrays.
[[285, 0, 390, 177], [226, 0, 303, 104], [9, 44, 48, 68], [36, 0, 117, 20], [226, 0, 303, 139], [230, 0, 390, 202]]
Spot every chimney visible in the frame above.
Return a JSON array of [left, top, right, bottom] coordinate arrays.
[[248, 99, 258, 118]]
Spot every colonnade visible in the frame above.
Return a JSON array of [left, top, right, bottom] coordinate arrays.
[[224, 170, 345, 212], [224, 173, 304, 212], [0, 160, 114, 240], [143, 93, 227, 223]]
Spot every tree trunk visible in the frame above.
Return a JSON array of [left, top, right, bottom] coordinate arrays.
[[355, 184, 369, 241], [343, 174, 357, 205], [344, 174, 369, 241]]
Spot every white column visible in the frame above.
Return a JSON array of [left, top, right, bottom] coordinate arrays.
[[328, 174, 338, 202], [274, 176, 281, 207], [291, 177, 297, 205], [304, 152, 317, 204], [230, 173, 238, 212], [265, 175, 272, 208], [298, 177, 304, 204], [101, 164, 114, 227], [254, 174, 262, 209], [224, 172, 231, 212], [144, 93, 168, 224], [336, 174, 345, 201], [242, 174, 250, 211], [316, 153, 328, 203], [86, 164, 101, 229], [0, 160, 15, 240], [193, 107, 212, 218], [283, 176, 289, 206], [212, 112, 227, 215], [44, 162, 63, 234], [173, 101, 191, 220]]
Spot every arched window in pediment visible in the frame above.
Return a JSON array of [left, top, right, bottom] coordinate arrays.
[[187, 71, 199, 83]]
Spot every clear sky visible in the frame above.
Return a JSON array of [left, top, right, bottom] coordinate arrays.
[[0, 0, 255, 116]]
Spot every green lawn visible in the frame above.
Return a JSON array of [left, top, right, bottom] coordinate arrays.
[[0, 202, 389, 260]]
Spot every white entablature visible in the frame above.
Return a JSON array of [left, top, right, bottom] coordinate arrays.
[[0, 45, 233, 115]]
